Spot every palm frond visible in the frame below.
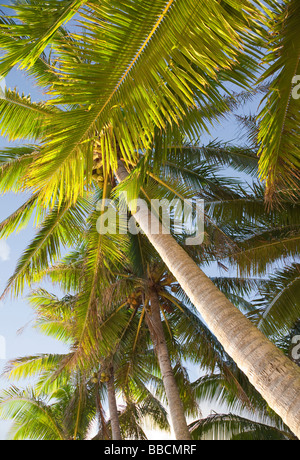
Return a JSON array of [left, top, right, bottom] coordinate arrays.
[[0, 88, 54, 141], [0, 146, 38, 194], [13, 0, 262, 206], [1, 199, 89, 298], [3, 353, 68, 384], [0, 386, 66, 440], [190, 413, 295, 441], [0, 0, 86, 74]]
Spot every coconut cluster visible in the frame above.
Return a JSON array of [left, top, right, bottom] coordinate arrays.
[[92, 149, 104, 188], [91, 371, 110, 384]]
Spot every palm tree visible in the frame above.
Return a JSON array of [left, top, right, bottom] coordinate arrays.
[[185, 258, 300, 441], [33, 247, 196, 440], [115, 159, 300, 437], [11, 195, 300, 441], [0, 0, 300, 435], [3, 182, 299, 441], [188, 325, 300, 441], [1, 283, 172, 440], [1, 138, 264, 440], [111, 258, 196, 440], [4, 250, 298, 441], [2, 139, 300, 436]]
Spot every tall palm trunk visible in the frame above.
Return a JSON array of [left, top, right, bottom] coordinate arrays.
[[115, 161, 300, 438], [146, 286, 191, 440], [107, 365, 122, 440]]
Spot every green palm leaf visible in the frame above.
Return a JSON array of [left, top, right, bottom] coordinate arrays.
[[257, 264, 300, 337], [0, 0, 86, 73], [3, 353, 69, 386], [189, 413, 295, 441], [0, 146, 38, 193], [8, 0, 261, 207], [0, 88, 54, 141], [258, 0, 300, 202]]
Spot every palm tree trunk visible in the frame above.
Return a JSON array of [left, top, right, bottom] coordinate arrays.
[[146, 286, 191, 440], [115, 161, 300, 438], [94, 380, 110, 440], [107, 365, 122, 440]]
